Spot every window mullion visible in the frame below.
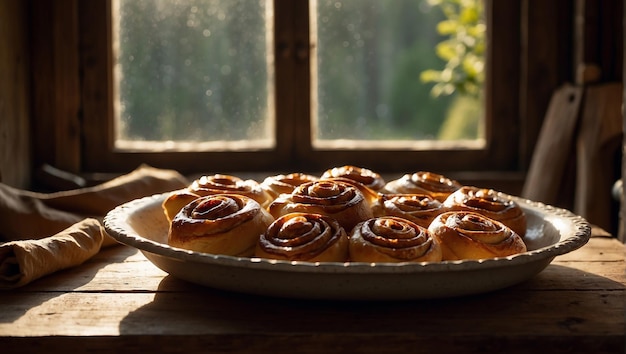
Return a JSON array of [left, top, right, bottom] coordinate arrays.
[[274, 0, 296, 167], [292, 0, 313, 171], [274, 0, 312, 171]]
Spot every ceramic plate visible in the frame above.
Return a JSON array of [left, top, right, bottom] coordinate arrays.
[[103, 192, 591, 300]]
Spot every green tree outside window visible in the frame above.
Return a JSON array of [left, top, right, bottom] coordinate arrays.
[[421, 0, 485, 141]]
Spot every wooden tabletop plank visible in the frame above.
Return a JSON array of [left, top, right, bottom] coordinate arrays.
[[555, 236, 624, 262], [2, 240, 623, 337], [0, 288, 622, 337], [0, 236, 623, 354], [0, 332, 621, 354]]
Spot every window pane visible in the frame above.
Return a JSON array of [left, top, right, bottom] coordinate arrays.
[[113, 0, 274, 148], [313, 0, 484, 144]]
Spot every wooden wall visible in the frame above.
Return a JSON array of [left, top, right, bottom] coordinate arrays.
[[0, 1, 31, 188]]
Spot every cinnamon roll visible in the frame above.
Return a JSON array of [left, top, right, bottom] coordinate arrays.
[[189, 174, 273, 208], [321, 165, 386, 192], [349, 216, 442, 263], [268, 180, 373, 232], [260, 173, 319, 199], [428, 211, 527, 261], [168, 194, 274, 257], [442, 186, 527, 237], [162, 189, 201, 223], [255, 213, 349, 262], [383, 171, 462, 202], [320, 176, 382, 209], [371, 193, 449, 228]]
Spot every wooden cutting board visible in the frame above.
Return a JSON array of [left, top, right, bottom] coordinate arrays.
[[575, 82, 623, 231], [523, 82, 623, 233], [522, 83, 583, 205]]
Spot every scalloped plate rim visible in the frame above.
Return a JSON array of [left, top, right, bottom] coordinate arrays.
[[103, 192, 592, 275]]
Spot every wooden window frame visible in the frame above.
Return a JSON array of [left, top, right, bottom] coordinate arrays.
[[33, 0, 610, 193]]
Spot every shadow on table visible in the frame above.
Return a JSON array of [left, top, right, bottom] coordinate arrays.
[[0, 244, 136, 324], [116, 263, 624, 352]]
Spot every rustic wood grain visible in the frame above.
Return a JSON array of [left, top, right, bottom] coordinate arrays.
[[0, 1, 31, 188], [522, 84, 582, 207], [0, 287, 622, 336], [0, 235, 622, 354], [575, 83, 623, 232], [30, 0, 81, 174]]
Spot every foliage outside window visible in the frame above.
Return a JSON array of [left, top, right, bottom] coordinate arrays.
[[420, 0, 485, 140]]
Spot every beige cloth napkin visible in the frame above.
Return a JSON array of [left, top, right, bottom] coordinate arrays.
[[0, 218, 105, 289], [0, 164, 189, 289]]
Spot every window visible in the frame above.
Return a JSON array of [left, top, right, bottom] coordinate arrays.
[[69, 0, 576, 187], [113, 0, 275, 149], [111, 0, 483, 148]]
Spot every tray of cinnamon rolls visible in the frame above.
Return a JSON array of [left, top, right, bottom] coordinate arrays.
[[104, 166, 591, 300]]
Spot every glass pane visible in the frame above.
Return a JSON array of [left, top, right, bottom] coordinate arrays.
[[313, 0, 484, 144], [113, 0, 273, 148]]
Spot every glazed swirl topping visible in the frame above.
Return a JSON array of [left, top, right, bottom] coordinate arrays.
[[384, 171, 462, 202], [292, 180, 363, 207], [443, 186, 526, 236], [374, 193, 447, 228], [464, 196, 510, 212], [448, 187, 513, 212], [407, 171, 462, 194], [321, 165, 386, 191], [261, 173, 319, 198], [442, 211, 508, 244], [168, 194, 275, 257], [189, 196, 242, 219], [190, 174, 253, 194], [428, 210, 527, 261], [389, 194, 441, 211], [268, 180, 373, 231], [188, 174, 271, 207], [354, 217, 438, 261], [257, 213, 347, 261], [382, 193, 442, 212], [172, 195, 259, 236]]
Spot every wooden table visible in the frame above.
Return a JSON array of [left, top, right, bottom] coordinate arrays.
[[0, 231, 624, 354]]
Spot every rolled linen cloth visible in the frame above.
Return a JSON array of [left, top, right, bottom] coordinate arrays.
[[0, 164, 190, 288], [0, 218, 105, 289]]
